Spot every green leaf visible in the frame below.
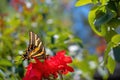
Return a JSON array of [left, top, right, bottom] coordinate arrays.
[[95, 10, 116, 27], [111, 34, 120, 45], [106, 56, 116, 74], [101, 25, 107, 36], [75, 0, 92, 7], [14, 56, 23, 65], [104, 26, 117, 42], [107, 1, 118, 12], [113, 45, 120, 62], [88, 7, 103, 36], [100, 0, 108, 5], [0, 59, 12, 66]]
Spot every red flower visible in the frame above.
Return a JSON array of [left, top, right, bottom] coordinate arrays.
[[23, 50, 74, 80], [23, 63, 42, 80]]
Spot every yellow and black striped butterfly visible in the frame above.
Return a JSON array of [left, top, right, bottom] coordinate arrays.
[[22, 31, 46, 60]]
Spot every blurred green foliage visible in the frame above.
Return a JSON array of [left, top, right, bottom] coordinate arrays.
[[76, 0, 120, 75]]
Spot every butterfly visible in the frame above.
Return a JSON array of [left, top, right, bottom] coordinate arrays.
[[22, 31, 46, 60]]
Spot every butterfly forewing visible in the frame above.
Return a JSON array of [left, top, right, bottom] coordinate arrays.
[[23, 31, 46, 60]]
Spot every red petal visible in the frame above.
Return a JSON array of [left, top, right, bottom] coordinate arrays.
[[56, 50, 66, 56], [23, 63, 42, 80], [64, 56, 72, 63]]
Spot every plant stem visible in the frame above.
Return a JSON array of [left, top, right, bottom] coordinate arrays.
[[58, 71, 63, 80]]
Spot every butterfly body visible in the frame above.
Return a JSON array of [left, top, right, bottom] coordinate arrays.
[[22, 31, 46, 60]]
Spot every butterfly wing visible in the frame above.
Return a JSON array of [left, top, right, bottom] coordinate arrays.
[[24, 31, 46, 59]]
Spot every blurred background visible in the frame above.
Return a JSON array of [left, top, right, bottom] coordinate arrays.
[[0, 0, 107, 80]]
